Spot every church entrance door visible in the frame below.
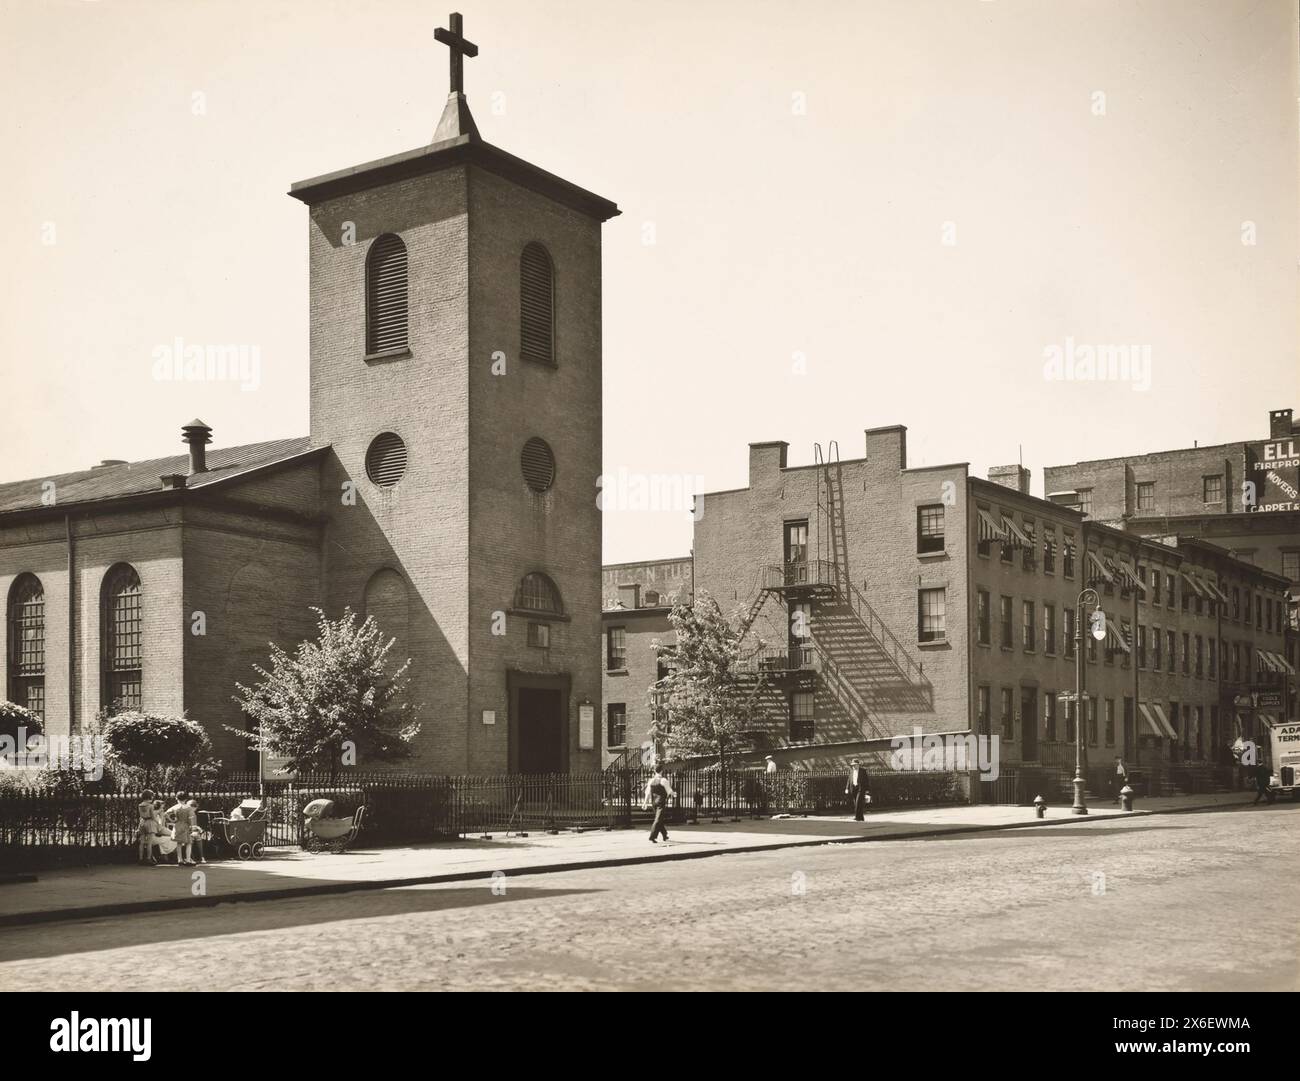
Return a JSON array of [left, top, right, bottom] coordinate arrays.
[[516, 687, 564, 773]]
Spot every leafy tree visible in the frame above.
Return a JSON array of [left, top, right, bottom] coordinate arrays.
[[0, 700, 41, 749], [649, 591, 767, 767], [233, 606, 420, 780], [102, 712, 214, 789]]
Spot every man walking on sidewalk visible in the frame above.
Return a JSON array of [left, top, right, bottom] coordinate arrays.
[[845, 758, 871, 821], [645, 766, 676, 844]]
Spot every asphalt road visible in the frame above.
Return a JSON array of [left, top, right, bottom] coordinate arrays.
[[2, 803, 1296, 992]]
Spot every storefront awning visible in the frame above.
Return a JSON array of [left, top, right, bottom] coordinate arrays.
[[1138, 702, 1176, 739], [977, 509, 1007, 543], [1086, 552, 1114, 584], [1002, 516, 1031, 549]]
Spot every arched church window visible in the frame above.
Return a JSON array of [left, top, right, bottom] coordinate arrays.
[[7, 573, 45, 721], [366, 233, 409, 355], [514, 572, 563, 615], [102, 563, 143, 714], [519, 242, 554, 365]]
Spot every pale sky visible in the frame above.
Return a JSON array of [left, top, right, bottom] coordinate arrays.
[[1, 0, 1295, 563]]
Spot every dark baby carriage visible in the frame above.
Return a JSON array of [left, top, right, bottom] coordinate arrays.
[[207, 798, 269, 860]]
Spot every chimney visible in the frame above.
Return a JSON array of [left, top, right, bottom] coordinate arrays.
[[988, 464, 1031, 494], [747, 441, 788, 485], [1269, 408, 1294, 439], [181, 419, 212, 475], [91, 459, 128, 471], [617, 583, 641, 610], [863, 425, 907, 469]]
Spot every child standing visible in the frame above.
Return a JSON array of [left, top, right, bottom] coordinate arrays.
[[187, 799, 207, 864], [137, 789, 159, 866]]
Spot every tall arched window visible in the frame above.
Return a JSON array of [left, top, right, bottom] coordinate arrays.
[[514, 572, 563, 615], [7, 574, 45, 720], [519, 242, 554, 366], [102, 563, 142, 713], [365, 232, 409, 355], [364, 568, 410, 649]]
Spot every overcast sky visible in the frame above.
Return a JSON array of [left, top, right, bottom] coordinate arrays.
[[1, 0, 1295, 563]]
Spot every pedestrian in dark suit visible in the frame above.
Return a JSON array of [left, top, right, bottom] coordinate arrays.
[[845, 759, 870, 821], [1252, 761, 1275, 805]]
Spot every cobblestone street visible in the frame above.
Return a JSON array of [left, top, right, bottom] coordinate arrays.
[[2, 803, 1296, 992]]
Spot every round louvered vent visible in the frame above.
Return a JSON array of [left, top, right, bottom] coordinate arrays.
[[521, 437, 556, 492], [366, 432, 407, 488]]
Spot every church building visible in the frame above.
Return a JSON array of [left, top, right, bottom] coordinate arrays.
[[0, 15, 618, 774]]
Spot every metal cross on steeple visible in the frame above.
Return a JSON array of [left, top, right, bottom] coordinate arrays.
[[434, 12, 478, 95]]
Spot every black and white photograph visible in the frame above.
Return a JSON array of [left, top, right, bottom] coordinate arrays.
[[0, 0, 1296, 1044]]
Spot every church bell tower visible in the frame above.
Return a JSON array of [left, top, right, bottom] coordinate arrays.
[[289, 13, 619, 773]]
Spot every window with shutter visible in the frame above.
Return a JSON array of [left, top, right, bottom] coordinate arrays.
[[366, 233, 409, 355], [519, 242, 554, 365], [366, 432, 408, 488], [520, 437, 556, 492]]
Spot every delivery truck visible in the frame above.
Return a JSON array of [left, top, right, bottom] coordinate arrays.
[[1264, 718, 1300, 797]]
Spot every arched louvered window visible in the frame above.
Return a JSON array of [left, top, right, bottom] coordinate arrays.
[[7, 573, 45, 721], [102, 563, 143, 714], [514, 572, 563, 615], [366, 233, 409, 355], [366, 432, 408, 488], [519, 242, 554, 366], [520, 437, 556, 492]]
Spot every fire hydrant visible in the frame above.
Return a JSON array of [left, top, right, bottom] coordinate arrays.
[[1033, 794, 1046, 819], [1119, 784, 1134, 812]]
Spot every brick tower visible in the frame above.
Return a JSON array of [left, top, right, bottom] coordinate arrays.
[[288, 13, 619, 772]]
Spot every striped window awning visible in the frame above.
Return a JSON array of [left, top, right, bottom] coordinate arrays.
[[977, 509, 1007, 543], [1139, 702, 1176, 739], [1115, 558, 1146, 595], [1201, 577, 1230, 604], [1272, 651, 1297, 676], [1257, 651, 1280, 674], [1179, 568, 1207, 597], [1106, 621, 1131, 654], [1086, 552, 1114, 584], [1002, 516, 1032, 549], [1259, 650, 1295, 676]]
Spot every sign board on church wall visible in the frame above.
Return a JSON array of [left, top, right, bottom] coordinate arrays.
[[578, 704, 595, 750], [1246, 438, 1300, 512]]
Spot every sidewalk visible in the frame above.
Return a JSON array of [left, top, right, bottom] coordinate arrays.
[[0, 791, 1266, 927]]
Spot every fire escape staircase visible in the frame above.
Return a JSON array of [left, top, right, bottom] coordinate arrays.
[[735, 441, 931, 697]]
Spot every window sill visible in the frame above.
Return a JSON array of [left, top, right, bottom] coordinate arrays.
[[606, 668, 629, 676], [917, 639, 950, 650], [522, 356, 558, 370], [510, 607, 571, 623], [364, 346, 412, 364], [916, 551, 948, 562]]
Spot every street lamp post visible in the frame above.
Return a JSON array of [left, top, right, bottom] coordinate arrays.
[[1073, 587, 1103, 815]]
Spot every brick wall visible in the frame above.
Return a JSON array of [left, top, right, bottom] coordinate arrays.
[[692, 427, 970, 755]]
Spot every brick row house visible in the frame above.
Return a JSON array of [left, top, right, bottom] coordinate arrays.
[[610, 423, 1295, 774]]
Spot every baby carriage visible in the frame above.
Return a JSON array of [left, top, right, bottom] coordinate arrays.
[[209, 798, 269, 860], [302, 798, 366, 853]]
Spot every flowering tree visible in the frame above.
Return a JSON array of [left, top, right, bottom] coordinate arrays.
[[649, 591, 766, 766], [233, 607, 420, 779]]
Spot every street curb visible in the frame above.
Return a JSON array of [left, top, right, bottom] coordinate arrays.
[[0, 797, 1265, 928]]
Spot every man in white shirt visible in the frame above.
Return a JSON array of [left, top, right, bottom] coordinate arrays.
[[644, 767, 676, 844]]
